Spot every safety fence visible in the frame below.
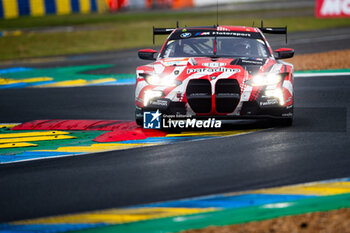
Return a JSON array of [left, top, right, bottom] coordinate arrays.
[[106, 0, 192, 11], [0, 0, 246, 19], [107, 0, 243, 11], [0, 0, 107, 18], [0, 0, 286, 19]]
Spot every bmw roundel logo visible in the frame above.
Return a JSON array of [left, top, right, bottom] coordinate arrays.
[[180, 32, 192, 38]]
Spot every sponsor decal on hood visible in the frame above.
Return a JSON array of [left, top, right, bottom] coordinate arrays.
[[187, 67, 240, 74], [232, 58, 266, 66], [202, 62, 226, 68], [161, 58, 190, 67]]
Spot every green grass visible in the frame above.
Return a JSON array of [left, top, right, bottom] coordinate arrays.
[[1, 8, 350, 60], [0, 8, 312, 30]]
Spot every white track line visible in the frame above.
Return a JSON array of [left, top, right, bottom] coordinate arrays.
[[295, 72, 350, 78]]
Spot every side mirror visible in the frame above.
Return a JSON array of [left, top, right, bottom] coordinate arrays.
[[274, 48, 294, 59], [138, 49, 157, 60]]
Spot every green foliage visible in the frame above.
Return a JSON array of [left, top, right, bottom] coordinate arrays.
[[1, 8, 350, 60]]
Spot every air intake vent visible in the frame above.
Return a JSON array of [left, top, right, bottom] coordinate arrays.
[[215, 79, 240, 113], [186, 79, 212, 113]]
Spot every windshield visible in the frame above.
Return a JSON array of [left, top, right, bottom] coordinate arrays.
[[161, 36, 270, 58]]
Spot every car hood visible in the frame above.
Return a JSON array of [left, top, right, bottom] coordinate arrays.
[[137, 57, 278, 82]]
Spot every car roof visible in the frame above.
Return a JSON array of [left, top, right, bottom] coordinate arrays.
[[168, 26, 264, 41], [176, 26, 260, 33]]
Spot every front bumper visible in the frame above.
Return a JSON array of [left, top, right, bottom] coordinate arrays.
[[137, 97, 293, 120]]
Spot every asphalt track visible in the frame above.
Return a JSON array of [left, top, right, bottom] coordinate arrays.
[[1, 27, 350, 222]]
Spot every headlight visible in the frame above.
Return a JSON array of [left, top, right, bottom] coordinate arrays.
[[265, 89, 284, 106], [144, 74, 178, 86], [248, 73, 282, 86], [144, 90, 163, 106]]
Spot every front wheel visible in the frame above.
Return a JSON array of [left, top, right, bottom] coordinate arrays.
[[274, 117, 293, 127], [275, 103, 294, 127], [136, 117, 143, 126], [135, 108, 143, 126]]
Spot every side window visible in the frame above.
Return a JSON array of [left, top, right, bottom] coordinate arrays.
[[256, 42, 269, 57], [163, 41, 175, 58], [257, 39, 270, 57]]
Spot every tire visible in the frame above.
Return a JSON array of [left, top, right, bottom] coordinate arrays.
[[275, 117, 293, 127], [275, 102, 294, 127], [136, 117, 143, 126], [135, 108, 143, 126]]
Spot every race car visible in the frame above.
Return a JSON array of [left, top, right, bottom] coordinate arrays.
[[135, 24, 294, 127]]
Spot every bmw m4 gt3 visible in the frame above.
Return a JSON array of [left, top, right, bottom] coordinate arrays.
[[135, 25, 295, 127]]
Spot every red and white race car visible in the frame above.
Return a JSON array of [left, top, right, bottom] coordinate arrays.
[[135, 24, 294, 127]]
